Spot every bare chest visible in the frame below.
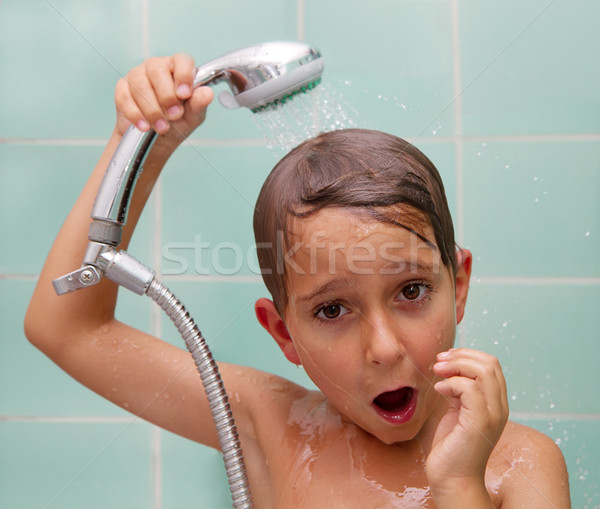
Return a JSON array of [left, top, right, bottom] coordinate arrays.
[[266, 423, 435, 509]]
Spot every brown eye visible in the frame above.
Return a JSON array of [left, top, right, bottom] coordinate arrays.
[[316, 302, 349, 321], [322, 304, 341, 319], [401, 283, 422, 300]]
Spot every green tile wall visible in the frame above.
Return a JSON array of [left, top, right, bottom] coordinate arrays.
[[1, 0, 598, 507]]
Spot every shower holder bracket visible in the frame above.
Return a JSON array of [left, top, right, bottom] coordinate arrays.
[[52, 248, 156, 297], [52, 265, 102, 295]]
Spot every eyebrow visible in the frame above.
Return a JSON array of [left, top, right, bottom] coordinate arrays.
[[295, 278, 357, 304], [294, 258, 438, 304], [380, 259, 438, 275]]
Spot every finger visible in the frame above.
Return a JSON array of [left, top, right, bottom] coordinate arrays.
[[435, 348, 506, 392], [438, 347, 498, 363], [126, 65, 170, 134], [171, 52, 195, 100], [184, 86, 214, 120], [434, 350, 508, 419], [434, 353, 504, 388], [115, 77, 150, 132], [145, 57, 184, 122], [435, 376, 485, 413], [435, 376, 501, 440]]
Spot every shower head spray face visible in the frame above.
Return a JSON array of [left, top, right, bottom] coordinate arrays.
[[193, 41, 324, 112]]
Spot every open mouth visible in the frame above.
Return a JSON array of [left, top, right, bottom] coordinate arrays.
[[372, 387, 416, 424]]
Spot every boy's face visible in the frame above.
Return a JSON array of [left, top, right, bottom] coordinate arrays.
[[278, 207, 467, 445]]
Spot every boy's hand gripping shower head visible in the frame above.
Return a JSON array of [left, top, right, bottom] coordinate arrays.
[[51, 42, 323, 509], [53, 41, 324, 295]]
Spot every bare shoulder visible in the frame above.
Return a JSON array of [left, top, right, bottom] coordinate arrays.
[[220, 363, 311, 432], [487, 420, 571, 508]]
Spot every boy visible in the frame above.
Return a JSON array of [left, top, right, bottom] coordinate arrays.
[[25, 53, 570, 508]]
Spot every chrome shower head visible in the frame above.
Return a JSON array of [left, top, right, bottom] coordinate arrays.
[[193, 41, 324, 112], [52, 41, 325, 296]]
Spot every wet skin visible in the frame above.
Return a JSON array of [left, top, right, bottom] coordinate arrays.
[[253, 207, 469, 506], [280, 207, 458, 447]]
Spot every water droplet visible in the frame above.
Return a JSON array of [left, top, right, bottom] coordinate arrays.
[[585, 231, 591, 237], [252, 83, 359, 156]]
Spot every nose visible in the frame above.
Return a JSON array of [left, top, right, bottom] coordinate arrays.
[[361, 309, 405, 366]]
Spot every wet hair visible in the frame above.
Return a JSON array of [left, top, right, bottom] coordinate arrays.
[[253, 128, 456, 315]]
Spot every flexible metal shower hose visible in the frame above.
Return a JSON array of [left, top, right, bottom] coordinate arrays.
[[146, 278, 253, 509]]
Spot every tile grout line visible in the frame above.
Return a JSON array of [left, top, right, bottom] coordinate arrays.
[[0, 274, 39, 280], [142, 0, 150, 60], [3, 273, 599, 285], [2, 133, 599, 146], [510, 412, 600, 422], [152, 426, 163, 509], [0, 138, 108, 145], [0, 415, 136, 422], [297, 0, 305, 42], [451, 0, 466, 349], [4, 411, 599, 423], [463, 133, 600, 143], [474, 276, 600, 285], [451, 0, 464, 247], [141, 1, 163, 506], [152, 167, 164, 509], [159, 274, 264, 283]]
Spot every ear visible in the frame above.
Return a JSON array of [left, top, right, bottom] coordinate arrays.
[[255, 298, 302, 365], [454, 248, 472, 325]]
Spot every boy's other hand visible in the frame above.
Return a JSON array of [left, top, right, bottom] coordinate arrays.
[[427, 348, 509, 492], [114, 53, 214, 151]]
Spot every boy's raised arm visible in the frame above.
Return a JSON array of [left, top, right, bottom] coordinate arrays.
[[23, 54, 231, 447]]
